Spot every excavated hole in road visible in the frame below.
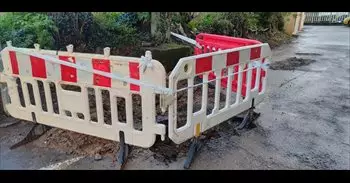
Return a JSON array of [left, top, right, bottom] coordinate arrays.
[[269, 57, 316, 70]]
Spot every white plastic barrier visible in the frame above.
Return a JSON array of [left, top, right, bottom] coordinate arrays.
[[167, 44, 271, 144], [0, 43, 168, 148], [0, 37, 272, 149]]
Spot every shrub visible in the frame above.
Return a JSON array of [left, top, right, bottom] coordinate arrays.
[[188, 13, 234, 35], [188, 12, 289, 38], [0, 12, 58, 49], [190, 12, 262, 37], [255, 12, 287, 31], [47, 12, 94, 51], [45, 12, 140, 55], [92, 12, 123, 28], [115, 12, 150, 33], [222, 12, 258, 37], [88, 12, 141, 56]]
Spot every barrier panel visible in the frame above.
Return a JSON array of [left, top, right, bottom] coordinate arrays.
[[0, 43, 167, 148], [167, 34, 271, 144]]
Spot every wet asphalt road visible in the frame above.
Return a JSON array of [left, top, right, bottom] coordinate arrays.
[[0, 25, 349, 170]]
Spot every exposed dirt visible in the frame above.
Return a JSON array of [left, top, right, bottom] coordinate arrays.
[[32, 73, 234, 164], [269, 57, 316, 70], [35, 128, 117, 158]]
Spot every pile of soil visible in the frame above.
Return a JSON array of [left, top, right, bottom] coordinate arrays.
[[269, 57, 316, 70]]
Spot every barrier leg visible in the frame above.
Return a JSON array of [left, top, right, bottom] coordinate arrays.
[[10, 124, 51, 149], [183, 137, 203, 169], [117, 131, 130, 170], [0, 83, 11, 116], [235, 98, 260, 130]]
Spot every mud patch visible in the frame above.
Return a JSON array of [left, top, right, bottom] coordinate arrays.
[[269, 57, 316, 70], [35, 128, 117, 158], [142, 113, 248, 165], [148, 120, 242, 165], [149, 138, 190, 166]]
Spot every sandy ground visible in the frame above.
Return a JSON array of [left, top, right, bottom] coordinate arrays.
[[0, 25, 349, 170]]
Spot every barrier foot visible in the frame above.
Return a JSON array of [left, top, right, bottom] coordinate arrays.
[[183, 137, 203, 169], [235, 108, 260, 130], [10, 124, 51, 150], [117, 132, 130, 170], [0, 120, 20, 128]]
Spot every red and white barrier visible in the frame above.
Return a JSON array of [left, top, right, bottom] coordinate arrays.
[[0, 43, 167, 148], [0, 33, 272, 148], [167, 34, 271, 144]]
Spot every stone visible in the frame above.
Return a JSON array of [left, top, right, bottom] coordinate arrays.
[[94, 153, 102, 161]]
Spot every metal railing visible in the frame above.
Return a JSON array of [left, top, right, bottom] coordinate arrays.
[[304, 12, 350, 24]]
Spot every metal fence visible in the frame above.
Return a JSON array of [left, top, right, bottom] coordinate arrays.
[[304, 12, 350, 24]]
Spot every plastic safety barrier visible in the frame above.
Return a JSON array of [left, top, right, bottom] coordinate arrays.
[[195, 33, 267, 97], [167, 34, 271, 144], [0, 33, 271, 150], [0, 43, 167, 148]]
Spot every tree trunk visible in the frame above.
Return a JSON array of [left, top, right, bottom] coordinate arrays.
[[151, 12, 160, 36]]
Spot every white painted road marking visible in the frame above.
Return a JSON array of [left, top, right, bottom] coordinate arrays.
[[39, 156, 84, 170]]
